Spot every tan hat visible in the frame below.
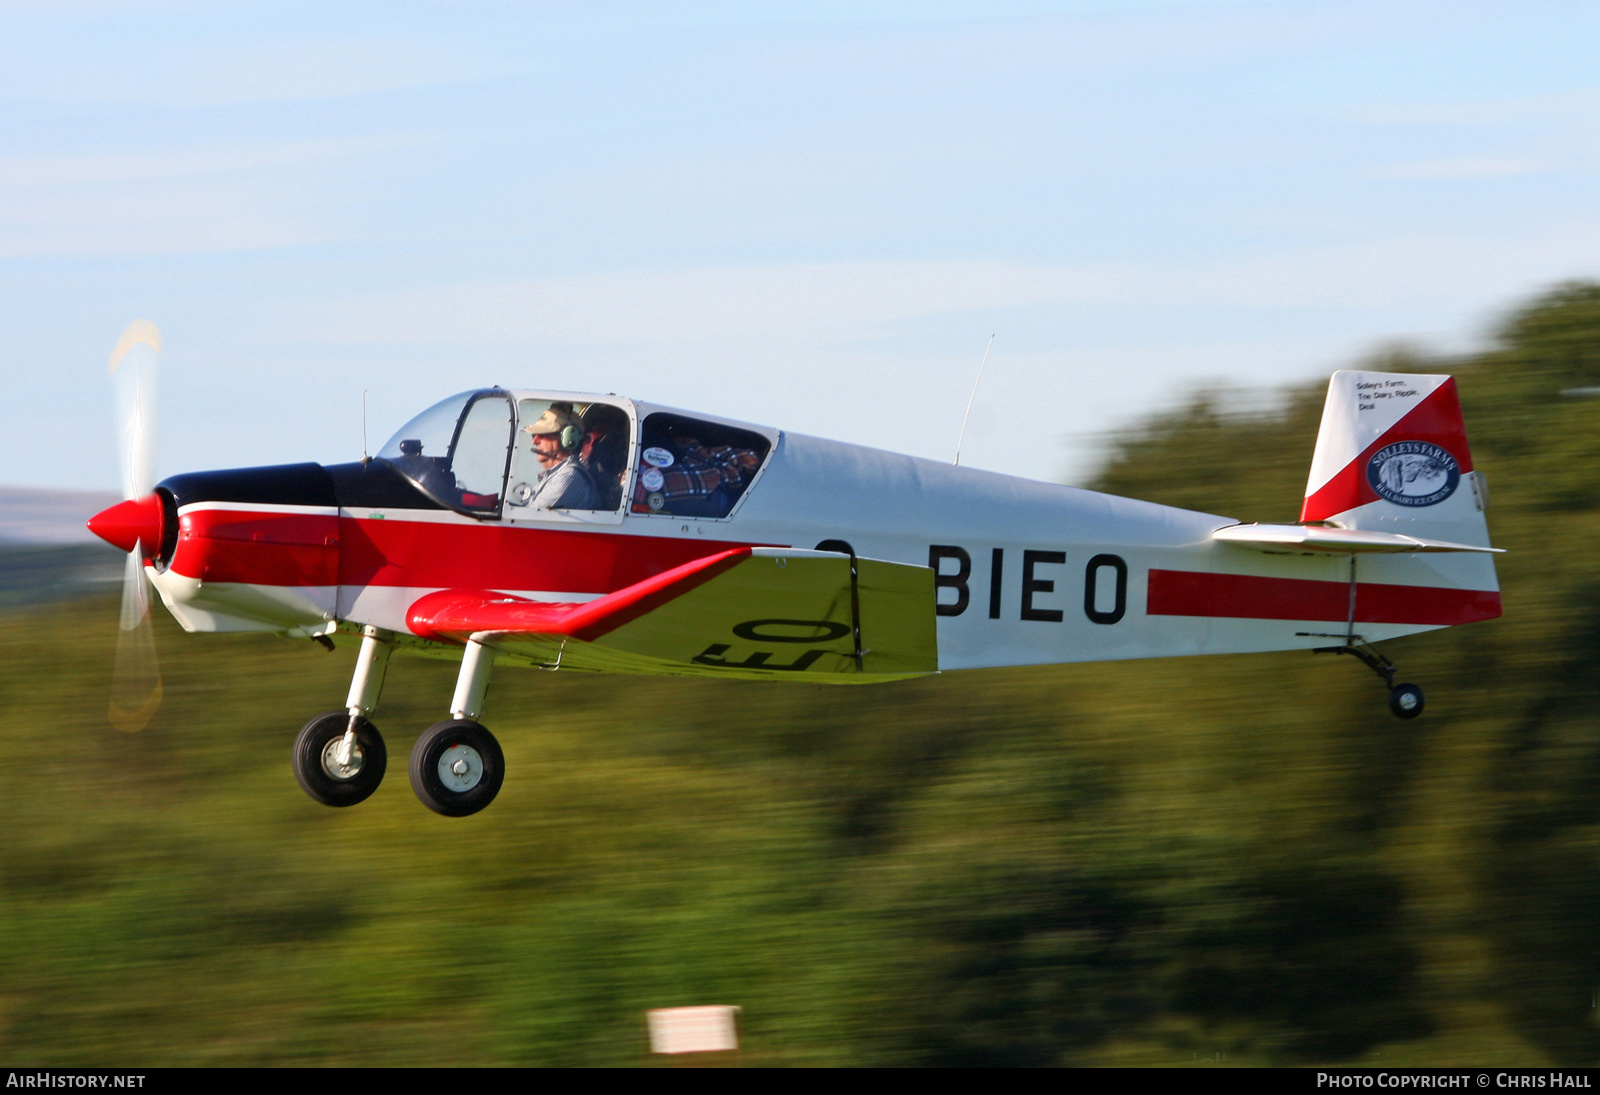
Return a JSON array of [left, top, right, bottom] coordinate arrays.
[[522, 408, 577, 436]]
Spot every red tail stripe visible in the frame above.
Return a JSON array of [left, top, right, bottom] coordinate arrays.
[[1301, 379, 1474, 522], [1148, 568, 1501, 626]]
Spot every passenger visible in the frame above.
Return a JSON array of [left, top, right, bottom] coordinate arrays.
[[632, 428, 760, 516], [523, 407, 600, 510], [579, 403, 631, 510]]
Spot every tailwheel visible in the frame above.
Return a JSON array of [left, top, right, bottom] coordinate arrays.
[[1311, 638, 1427, 719], [409, 719, 505, 817], [1388, 683, 1425, 720], [294, 712, 387, 807]]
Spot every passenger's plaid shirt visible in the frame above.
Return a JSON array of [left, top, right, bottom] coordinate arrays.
[[631, 441, 761, 512]]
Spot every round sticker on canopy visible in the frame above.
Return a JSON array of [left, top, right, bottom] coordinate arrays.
[[640, 467, 665, 491], [642, 446, 675, 468]]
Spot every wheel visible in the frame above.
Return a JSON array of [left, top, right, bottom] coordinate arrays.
[[293, 712, 387, 807], [1388, 683, 1425, 719], [409, 719, 505, 817]]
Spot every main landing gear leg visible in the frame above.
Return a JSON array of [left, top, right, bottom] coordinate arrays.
[[410, 637, 505, 817], [1313, 639, 1426, 720], [293, 625, 394, 806]]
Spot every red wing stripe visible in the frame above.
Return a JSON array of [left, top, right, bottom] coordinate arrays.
[[1147, 568, 1501, 626], [1301, 379, 1474, 522], [561, 547, 750, 640], [408, 548, 753, 642], [406, 591, 570, 642]]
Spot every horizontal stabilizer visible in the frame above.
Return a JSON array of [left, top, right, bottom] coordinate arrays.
[[1213, 523, 1505, 554], [408, 546, 939, 681]]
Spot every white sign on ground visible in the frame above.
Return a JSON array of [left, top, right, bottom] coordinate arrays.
[[646, 1006, 741, 1055]]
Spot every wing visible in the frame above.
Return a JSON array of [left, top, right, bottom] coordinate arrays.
[[407, 547, 939, 681]]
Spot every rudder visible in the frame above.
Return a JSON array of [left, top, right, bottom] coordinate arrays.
[[1301, 370, 1493, 550]]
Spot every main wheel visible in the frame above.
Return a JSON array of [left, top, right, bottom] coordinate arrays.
[[409, 719, 505, 817], [294, 712, 387, 807], [1388, 682, 1425, 719]]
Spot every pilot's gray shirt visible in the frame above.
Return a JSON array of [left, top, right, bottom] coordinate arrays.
[[529, 455, 599, 510]]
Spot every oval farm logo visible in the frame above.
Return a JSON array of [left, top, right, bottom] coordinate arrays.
[[1365, 441, 1460, 507]]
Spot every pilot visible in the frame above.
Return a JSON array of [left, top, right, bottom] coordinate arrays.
[[523, 407, 600, 510]]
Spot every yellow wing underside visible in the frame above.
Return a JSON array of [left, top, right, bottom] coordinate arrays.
[[407, 548, 940, 683]]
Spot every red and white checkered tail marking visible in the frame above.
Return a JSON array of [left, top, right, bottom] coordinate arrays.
[[1300, 370, 1493, 549]]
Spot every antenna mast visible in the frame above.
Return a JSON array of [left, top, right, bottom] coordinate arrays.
[[954, 334, 995, 466]]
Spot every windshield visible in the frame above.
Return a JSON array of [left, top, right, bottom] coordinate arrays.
[[377, 390, 516, 516]]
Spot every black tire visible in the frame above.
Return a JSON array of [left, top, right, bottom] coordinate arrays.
[[293, 712, 387, 807], [1388, 682, 1425, 720], [409, 719, 505, 817]]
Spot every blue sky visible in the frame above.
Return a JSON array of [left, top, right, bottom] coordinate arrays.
[[4, 0, 1597, 494]]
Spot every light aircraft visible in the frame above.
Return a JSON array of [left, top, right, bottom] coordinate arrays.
[[88, 322, 1502, 817]]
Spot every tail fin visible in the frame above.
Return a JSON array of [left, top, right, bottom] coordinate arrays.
[[1302, 370, 1493, 549]]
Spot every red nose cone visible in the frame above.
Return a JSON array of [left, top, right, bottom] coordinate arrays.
[[88, 493, 166, 557]]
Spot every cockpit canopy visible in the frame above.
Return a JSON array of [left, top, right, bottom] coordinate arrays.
[[378, 389, 773, 520], [379, 390, 512, 514]]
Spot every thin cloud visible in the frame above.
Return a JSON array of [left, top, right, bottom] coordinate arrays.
[[318, 228, 1600, 350], [1362, 157, 1553, 181], [0, 33, 525, 107], [0, 136, 419, 188], [0, 176, 331, 257], [319, 261, 1135, 348], [1341, 87, 1600, 127]]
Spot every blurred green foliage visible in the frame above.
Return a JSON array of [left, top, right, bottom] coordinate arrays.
[[4, 284, 1600, 1065]]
